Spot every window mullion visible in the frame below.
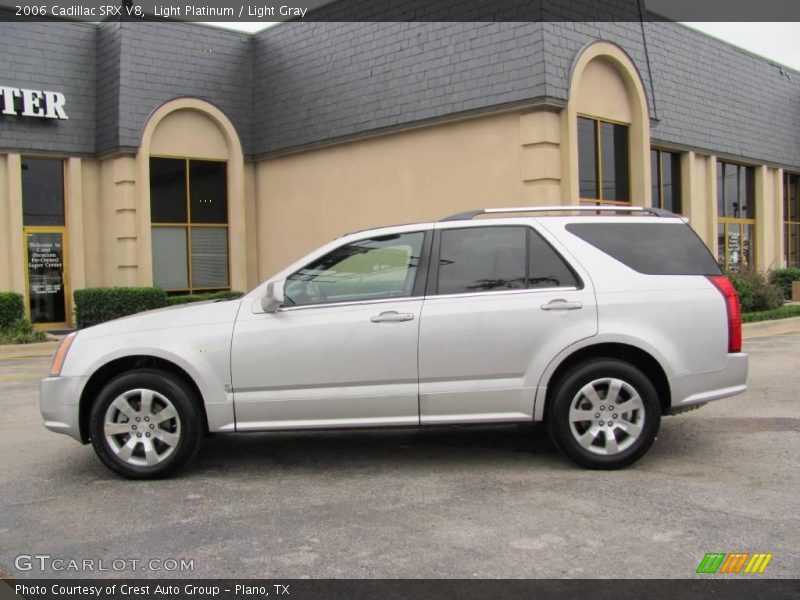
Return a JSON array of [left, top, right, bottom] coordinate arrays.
[[596, 119, 603, 201], [186, 158, 192, 293]]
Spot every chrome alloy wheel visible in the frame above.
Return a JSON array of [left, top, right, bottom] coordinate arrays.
[[568, 377, 645, 456], [103, 389, 181, 467]]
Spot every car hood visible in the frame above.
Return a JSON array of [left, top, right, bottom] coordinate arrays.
[[77, 299, 243, 341]]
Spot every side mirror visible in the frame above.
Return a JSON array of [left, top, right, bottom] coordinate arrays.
[[261, 280, 286, 313]]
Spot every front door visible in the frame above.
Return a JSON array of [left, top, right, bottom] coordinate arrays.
[[24, 228, 69, 328], [20, 157, 69, 329], [231, 230, 430, 430]]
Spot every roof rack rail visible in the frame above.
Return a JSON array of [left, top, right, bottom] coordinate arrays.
[[440, 206, 678, 221]]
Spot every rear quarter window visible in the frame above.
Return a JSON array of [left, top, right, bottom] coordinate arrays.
[[565, 222, 722, 275]]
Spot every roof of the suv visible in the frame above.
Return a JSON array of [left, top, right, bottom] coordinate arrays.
[[343, 206, 685, 238], [440, 206, 679, 221]]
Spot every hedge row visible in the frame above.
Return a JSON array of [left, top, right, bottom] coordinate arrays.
[[74, 287, 168, 329], [73, 287, 244, 329], [741, 304, 800, 323], [769, 268, 800, 301]]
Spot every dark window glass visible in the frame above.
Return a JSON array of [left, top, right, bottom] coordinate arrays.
[[578, 118, 598, 199], [437, 227, 526, 294], [724, 163, 739, 217], [650, 149, 660, 208], [150, 158, 187, 223], [783, 173, 800, 268], [528, 229, 578, 288], [787, 223, 799, 268], [21, 158, 64, 226], [717, 162, 754, 219], [601, 122, 629, 201], [190, 161, 228, 224], [653, 149, 682, 213], [743, 167, 755, 219], [566, 222, 722, 276], [665, 152, 682, 214], [784, 173, 794, 222], [286, 232, 425, 306]]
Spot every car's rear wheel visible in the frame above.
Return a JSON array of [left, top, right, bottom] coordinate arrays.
[[547, 359, 661, 469], [89, 369, 202, 479]]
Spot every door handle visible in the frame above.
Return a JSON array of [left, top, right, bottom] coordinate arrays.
[[541, 299, 583, 311], [370, 311, 415, 323]]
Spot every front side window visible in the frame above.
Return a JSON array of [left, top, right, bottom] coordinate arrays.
[[435, 226, 577, 295], [717, 161, 755, 272], [578, 116, 630, 204], [285, 232, 425, 306], [150, 157, 229, 293], [785, 172, 800, 268], [651, 149, 682, 214]]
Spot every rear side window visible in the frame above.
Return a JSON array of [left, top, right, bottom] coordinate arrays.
[[529, 228, 579, 289], [438, 227, 527, 294], [566, 222, 722, 275], [435, 226, 579, 294]]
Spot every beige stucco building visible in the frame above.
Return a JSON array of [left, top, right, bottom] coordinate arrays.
[[1, 16, 799, 328]]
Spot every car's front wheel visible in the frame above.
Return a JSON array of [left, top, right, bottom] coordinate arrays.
[[547, 359, 661, 469], [89, 369, 203, 479]]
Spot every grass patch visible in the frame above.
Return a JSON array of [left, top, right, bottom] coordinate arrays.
[[0, 319, 47, 344], [742, 304, 800, 324]]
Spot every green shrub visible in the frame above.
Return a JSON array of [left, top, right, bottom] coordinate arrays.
[[166, 291, 245, 306], [741, 304, 800, 323], [769, 268, 800, 301], [0, 292, 25, 329], [74, 287, 168, 329], [0, 318, 46, 344], [729, 271, 784, 313]]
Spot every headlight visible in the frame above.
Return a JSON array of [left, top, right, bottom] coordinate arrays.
[[50, 332, 77, 377]]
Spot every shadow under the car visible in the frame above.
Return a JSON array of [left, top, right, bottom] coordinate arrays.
[[186, 423, 562, 475]]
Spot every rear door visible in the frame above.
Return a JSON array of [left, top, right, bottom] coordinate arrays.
[[418, 223, 598, 424]]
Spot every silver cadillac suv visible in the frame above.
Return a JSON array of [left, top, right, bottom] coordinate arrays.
[[41, 206, 747, 478]]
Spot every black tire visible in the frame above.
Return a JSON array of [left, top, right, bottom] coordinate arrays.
[[547, 359, 661, 469], [89, 369, 203, 479]]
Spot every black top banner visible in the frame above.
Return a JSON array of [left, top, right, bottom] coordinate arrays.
[[0, 0, 799, 22], [2, 579, 800, 600]]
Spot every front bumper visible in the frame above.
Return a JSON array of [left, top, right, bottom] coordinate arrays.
[[40, 376, 89, 443], [669, 353, 748, 409]]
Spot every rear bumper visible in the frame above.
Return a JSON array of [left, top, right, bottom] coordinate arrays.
[[40, 376, 88, 443], [669, 353, 748, 409]]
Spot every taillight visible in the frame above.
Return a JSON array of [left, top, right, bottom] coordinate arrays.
[[707, 275, 742, 353]]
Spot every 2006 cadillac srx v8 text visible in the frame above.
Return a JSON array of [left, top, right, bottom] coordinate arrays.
[[41, 206, 748, 478]]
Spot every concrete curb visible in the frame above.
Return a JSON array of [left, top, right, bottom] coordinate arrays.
[[0, 340, 58, 359], [743, 316, 800, 339]]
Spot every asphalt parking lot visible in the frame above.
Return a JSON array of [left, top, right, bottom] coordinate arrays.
[[1, 331, 798, 579]]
